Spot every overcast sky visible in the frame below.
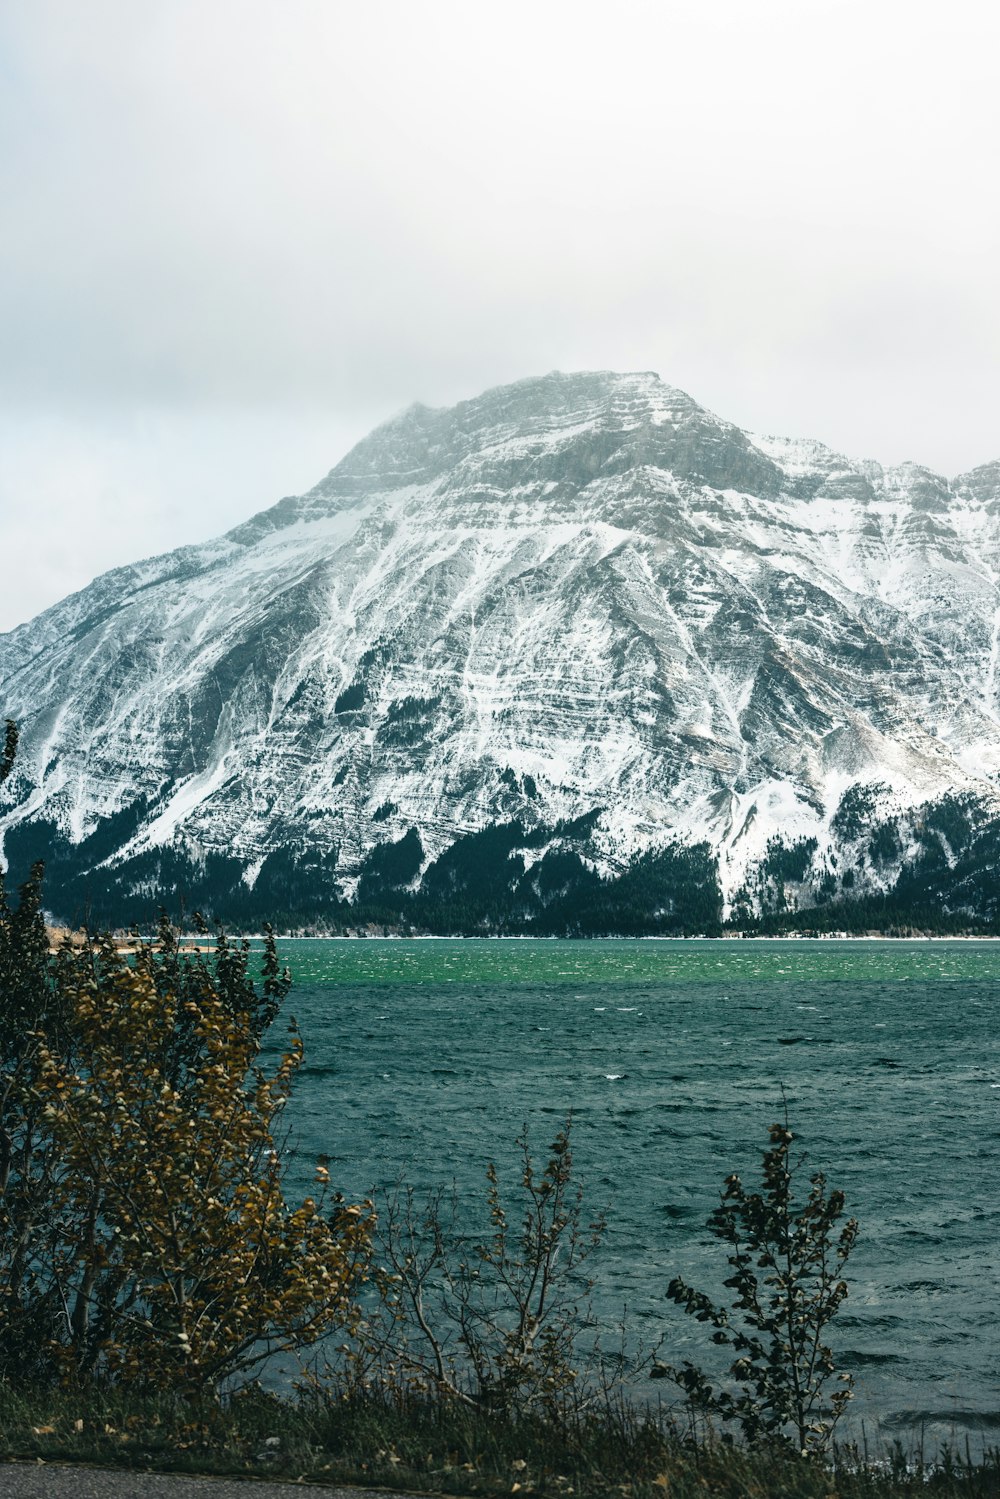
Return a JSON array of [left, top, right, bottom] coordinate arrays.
[[1, 0, 998, 631]]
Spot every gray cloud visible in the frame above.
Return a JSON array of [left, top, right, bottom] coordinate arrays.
[[2, 0, 998, 628]]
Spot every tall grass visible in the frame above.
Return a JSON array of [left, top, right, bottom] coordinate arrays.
[[2, 1381, 999, 1496]]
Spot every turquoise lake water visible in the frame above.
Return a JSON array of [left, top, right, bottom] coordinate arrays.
[[270, 938, 1000, 1444]]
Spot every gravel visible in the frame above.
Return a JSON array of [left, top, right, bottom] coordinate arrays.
[[0, 1462, 423, 1499]]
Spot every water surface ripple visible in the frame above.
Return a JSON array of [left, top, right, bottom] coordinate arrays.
[[273, 939, 1000, 1445]]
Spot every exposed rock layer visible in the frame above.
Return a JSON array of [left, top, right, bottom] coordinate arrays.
[[2, 371, 999, 927]]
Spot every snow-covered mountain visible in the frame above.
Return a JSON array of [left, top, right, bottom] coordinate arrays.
[[2, 370, 1000, 930]]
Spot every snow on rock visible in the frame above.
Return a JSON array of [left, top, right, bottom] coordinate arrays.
[[1, 369, 999, 916]]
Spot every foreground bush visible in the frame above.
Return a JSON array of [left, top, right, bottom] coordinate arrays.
[[0, 737, 371, 1390], [665, 1116, 858, 1453], [346, 1124, 608, 1415]]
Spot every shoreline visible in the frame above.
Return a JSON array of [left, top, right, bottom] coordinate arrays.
[[66, 931, 1000, 946], [145, 931, 1000, 942]]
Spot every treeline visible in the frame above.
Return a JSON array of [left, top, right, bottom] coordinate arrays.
[[742, 793, 1000, 936], [5, 766, 1000, 936], [2, 810, 724, 937]]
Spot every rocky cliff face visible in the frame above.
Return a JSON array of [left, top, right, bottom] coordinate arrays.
[[2, 370, 999, 930]]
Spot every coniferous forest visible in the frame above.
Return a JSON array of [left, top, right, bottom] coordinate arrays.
[[6, 790, 1000, 937]]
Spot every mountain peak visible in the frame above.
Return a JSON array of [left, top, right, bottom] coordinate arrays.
[[311, 369, 707, 495]]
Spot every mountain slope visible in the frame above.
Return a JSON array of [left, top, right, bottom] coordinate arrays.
[[2, 370, 999, 931]]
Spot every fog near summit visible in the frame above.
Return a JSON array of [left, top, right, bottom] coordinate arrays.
[[1, 0, 998, 630]]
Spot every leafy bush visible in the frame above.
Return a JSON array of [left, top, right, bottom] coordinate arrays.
[[664, 1117, 858, 1454], [0, 726, 371, 1392]]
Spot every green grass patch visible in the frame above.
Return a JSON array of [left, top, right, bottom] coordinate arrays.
[[2, 1383, 1000, 1497]]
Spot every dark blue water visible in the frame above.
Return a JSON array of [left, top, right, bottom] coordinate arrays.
[[271, 939, 1000, 1445]]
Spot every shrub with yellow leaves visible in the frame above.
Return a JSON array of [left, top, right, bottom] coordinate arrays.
[[31, 938, 370, 1390], [1, 734, 370, 1391]]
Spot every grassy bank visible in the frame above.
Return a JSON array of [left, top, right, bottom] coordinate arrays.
[[1, 1385, 999, 1498]]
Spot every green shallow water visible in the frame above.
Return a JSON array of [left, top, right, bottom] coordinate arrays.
[[281, 935, 1000, 988], [267, 938, 1000, 1444]]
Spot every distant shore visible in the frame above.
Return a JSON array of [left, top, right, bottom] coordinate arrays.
[[46, 925, 1000, 949]]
